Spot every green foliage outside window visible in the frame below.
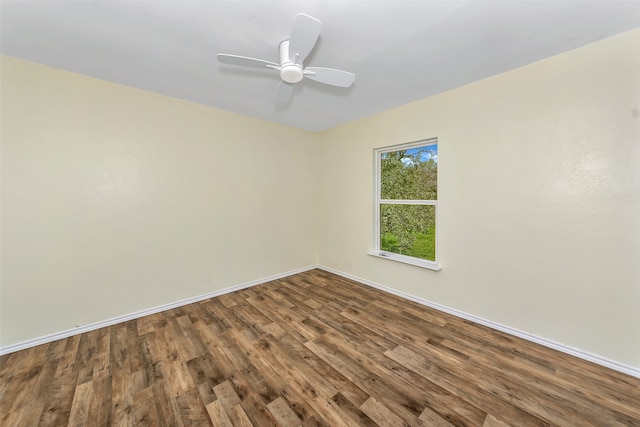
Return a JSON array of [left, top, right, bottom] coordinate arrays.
[[379, 145, 437, 261], [381, 149, 437, 200]]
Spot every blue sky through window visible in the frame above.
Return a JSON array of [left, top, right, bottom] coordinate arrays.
[[401, 144, 437, 165]]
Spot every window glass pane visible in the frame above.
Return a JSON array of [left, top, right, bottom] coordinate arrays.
[[381, 144, 437, 200], [380, 204, 436, 261]]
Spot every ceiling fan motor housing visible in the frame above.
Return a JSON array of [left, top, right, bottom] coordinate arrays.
[[279, 40, 303, 83]]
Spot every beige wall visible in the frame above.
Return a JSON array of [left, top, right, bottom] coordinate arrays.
[[2, 29, 639, 370], [318, 29, 640, 368], [1, 56, 319, 346]]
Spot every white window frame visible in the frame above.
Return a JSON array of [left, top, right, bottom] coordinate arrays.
[[368, 138, 441, 271]]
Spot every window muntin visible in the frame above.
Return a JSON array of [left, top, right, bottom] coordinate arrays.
[[373, 139, 439, 269]]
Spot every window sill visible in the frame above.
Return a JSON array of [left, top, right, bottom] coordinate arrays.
[[367, 251, 442, 271]]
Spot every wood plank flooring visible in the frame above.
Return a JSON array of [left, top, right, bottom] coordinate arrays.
[[1, 269, 639, 426]]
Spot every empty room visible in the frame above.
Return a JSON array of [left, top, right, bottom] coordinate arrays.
[[1, 1, 639, 426]]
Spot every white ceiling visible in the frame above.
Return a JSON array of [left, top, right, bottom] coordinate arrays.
[[2, 0, 640, 131]]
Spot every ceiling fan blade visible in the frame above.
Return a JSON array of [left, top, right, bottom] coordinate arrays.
[[304, 67, 355, 88], [275, 81, 295, 104], [218, 54, 279, 70], [288, 13, 321, 64]]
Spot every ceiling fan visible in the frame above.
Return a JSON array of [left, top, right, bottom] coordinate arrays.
[[218, 13, 356, 103]]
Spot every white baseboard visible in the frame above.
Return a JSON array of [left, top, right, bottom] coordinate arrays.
[[318, 265, 640, 379], [0, 265, 319, 356], [4, 264, 639, 379]]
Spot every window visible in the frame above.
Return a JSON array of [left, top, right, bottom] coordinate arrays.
[[370, 139, 440, 270]]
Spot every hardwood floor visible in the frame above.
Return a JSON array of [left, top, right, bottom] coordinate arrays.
[[1, 269, 639, 426]]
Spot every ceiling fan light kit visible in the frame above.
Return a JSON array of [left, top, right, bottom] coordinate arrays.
[[278, 40, 304, 84], [218, 13, 355, 103]]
